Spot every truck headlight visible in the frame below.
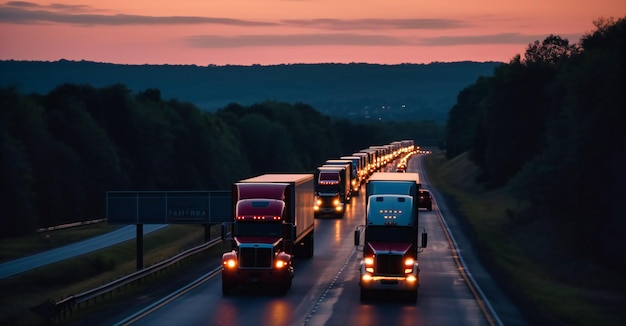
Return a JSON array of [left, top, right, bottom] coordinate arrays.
[[333, 199, 340, 206], [224, 258, 237, 269], [275, 260, 287, 269], [404, 258, 414, 266]]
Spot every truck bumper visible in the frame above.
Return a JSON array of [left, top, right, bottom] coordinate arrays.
[[359, 274, 419, 291], [222, 267, 294, 286], [358, 264, 420, 291], [314, 204, 344, 217]]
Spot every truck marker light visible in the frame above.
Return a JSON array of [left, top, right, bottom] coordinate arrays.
[[362, 274, 373, 282], [406, 275, 417, 283]]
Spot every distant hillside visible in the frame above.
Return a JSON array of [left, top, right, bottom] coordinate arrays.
[[0, 60, 501, 122]]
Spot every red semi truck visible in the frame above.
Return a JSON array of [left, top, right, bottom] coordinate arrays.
[[221, 174, 315, 295], [354, 172, 428, 302]]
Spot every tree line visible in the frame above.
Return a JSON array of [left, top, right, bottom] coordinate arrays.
[[445, 17, 626, 269], [0, 86, 442, 237]]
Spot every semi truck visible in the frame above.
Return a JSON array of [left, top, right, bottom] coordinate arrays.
[[354, 172, 427, 302], [340, 155, 366, 192], [221, 174, 315, 295], [325, 159, 359, 196], [349, 153, 370, 182], [314, 165, 350, 218]]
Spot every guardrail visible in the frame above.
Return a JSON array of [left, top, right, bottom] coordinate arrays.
[[34, 236, 224, 323], [36, 218, 107, 232]]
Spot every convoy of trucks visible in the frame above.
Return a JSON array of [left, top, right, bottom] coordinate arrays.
[[221, 174, 315, 295], [354, 172, 428, 302], [220, 139, 428, 301]]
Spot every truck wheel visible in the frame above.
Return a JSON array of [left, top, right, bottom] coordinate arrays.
[[278, 279, 292, 295], [222, 281, 233, 296], [306, 233, 314, 258], [428, 205, 432, 211], [360, 288, 369, 302]]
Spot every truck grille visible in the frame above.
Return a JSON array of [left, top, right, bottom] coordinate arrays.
[[239, 247, 272, 268], [376, 254, 403, 275], [320, 197, 333, 205]]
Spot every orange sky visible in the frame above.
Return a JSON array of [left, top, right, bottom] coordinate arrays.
[[1, 1, 624, 66]]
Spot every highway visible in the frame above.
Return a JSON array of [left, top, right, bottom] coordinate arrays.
[[104, 154, 527, 326], [0, 224, 167, 279]]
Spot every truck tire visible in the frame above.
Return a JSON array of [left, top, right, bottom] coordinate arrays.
[[407, 289, 418, 303], [360, 288, 369, 302], [304, 232, 314, 258], [222, 281, 233, 296], [281, 279, 292, 295]]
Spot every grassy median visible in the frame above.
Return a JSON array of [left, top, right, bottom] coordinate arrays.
[[0, 224, 228, 325], [423, 152, 625, 326]]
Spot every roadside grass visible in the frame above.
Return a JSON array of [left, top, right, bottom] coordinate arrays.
[[0, 223, 121, 262], [0, 224, 226, 325], [423, 152, 625, 326]]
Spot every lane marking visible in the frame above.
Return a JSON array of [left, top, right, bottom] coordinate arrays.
[[303, 248, 357, 325], [113, 267, 222, 326], [417, 156, 503, 326]]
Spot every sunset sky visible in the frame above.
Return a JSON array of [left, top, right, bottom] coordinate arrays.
[[1, 1, 624, 66]]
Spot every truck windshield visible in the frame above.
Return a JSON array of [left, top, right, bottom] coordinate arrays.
[[235, 222, 282, 237], [365, 226, 414, 243]]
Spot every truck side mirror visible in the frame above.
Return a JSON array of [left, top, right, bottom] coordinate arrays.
[[421, 232, 428, 248], [354, 229, 360, 246]]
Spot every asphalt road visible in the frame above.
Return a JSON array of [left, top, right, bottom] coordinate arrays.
[[106, 155, 526, 326], [0, 224, 167, 279]]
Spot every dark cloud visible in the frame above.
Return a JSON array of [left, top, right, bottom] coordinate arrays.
[[6, 1, 92, 12], [417, 33, 557, 46], [0, 3, 276, 26], [5, 1, 41, 8], [0, 2, 468, 30], [282, 18, 469, 30], [187, 33, 408, 48], [186, 32, 558, 48]]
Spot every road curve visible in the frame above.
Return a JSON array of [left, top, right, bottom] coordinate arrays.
[[415, 154, 527, 325], [107, 155, 513, 326], [0, 224, 167, 279]]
